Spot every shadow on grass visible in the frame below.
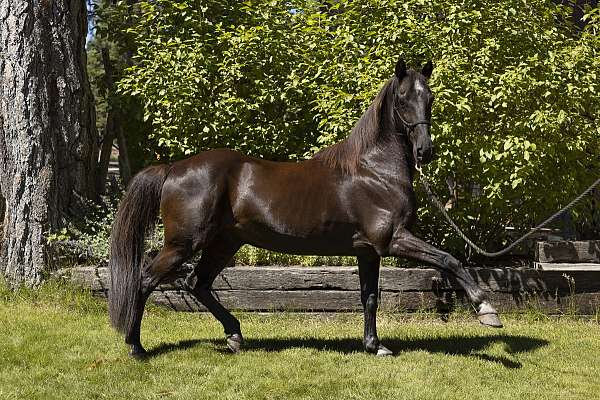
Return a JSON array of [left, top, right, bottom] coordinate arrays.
[[146, 339, 205, 358], [146, 334, 548, 369], [238, 334, 548, 369]]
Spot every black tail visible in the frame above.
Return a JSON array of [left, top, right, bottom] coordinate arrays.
[[108, 164, 169, 335]]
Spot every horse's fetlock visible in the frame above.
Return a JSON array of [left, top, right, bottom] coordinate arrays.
[[365, 293, 378, 311], [183, 273, 197, 291], [363, 336, 380, 353], [139, 275, 154, 297]]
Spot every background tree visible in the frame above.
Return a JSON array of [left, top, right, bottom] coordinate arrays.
[[0, 0, 98, 285], [87, 0, 156, 190]]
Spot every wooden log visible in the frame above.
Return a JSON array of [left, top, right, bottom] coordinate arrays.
[[150, 289, 446, 312], [61, 265, 600, 295], [58, 265, 600, 314], [432, 291, 600, 315], [536, 240, 600, 263], [466, 267, 600, 293], [150, 290, 363, 312], [535, 263, 600, 271], [147, 289, 600, 315]]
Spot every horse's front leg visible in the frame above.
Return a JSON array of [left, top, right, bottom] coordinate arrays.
[[388, 229, 503, 327], [357, 254, 393, 356]]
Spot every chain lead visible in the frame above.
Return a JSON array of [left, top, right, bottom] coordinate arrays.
[[417, 169, 600, 258]]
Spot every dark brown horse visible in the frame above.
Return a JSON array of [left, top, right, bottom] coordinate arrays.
[[109, 58, 503, 358]]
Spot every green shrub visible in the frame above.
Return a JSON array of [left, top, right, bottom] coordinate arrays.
[[107, 0, 599, 259], [117, 0, 321, 161]]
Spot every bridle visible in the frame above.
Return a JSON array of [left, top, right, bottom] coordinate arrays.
[[394, 107, 431, 135], [394, 107, 432, 170]]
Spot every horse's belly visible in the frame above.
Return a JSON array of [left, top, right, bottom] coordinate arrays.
[[231, 221, 357, 256]]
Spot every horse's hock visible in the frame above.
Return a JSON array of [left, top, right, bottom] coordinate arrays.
[[62, 240, 600, 315]]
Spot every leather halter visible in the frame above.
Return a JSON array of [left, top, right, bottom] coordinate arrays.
[[394, 108, 431, 134]]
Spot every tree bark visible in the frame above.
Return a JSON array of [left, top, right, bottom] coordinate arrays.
[[96, 108, 117, 194], [0, 0, 97, 285], [117, 126, 132, 185], [96, 47, 118, 195], [0, 193, 5, 247]]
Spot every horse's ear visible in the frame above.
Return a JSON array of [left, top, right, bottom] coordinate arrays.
[[421, 60, 434, 79], [395, 58, 407, 80]]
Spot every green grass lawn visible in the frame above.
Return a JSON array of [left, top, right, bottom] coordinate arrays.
[[1, 282, 599, 400]]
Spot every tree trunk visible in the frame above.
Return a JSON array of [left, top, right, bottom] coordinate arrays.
[[0, 193, 5, 247], [97, 109, 117, 194], [117, 126, 132, 185], [0, 0, 97, 286], [96, 47, 118, 195]]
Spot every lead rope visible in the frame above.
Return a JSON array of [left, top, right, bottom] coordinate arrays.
[[416, 166, 600, 257]]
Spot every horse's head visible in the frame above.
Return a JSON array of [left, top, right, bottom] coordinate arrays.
[[392, 58, 435, 167]]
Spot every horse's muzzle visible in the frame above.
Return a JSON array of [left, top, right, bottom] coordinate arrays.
[[415, 143, 434, 165]]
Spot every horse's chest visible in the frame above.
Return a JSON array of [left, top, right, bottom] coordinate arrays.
[[352, 184, 417, 250]]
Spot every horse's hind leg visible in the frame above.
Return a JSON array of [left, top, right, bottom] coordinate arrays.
[[183, 235, 244, 353], [389, 229, 503, 327], [126, 243, 192, 358]]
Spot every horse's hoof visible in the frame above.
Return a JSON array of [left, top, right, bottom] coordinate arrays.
[[477, 314, 504, 328], [129, 345, 148, 360], [226, 333, 243, 353], [478, 313, 503, 328], [376, 345, 393, 357], [477, 302, 503, 328]]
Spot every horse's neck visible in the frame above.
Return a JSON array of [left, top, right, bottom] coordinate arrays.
[[360, 131, 414, 185]]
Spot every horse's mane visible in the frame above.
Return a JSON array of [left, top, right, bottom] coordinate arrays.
[[312, 77, 398, 174]]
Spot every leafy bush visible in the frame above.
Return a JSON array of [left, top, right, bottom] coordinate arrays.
[[109, 0, 599, 259], [45, 195, 124, 269], [117, 0, 321, 160]]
